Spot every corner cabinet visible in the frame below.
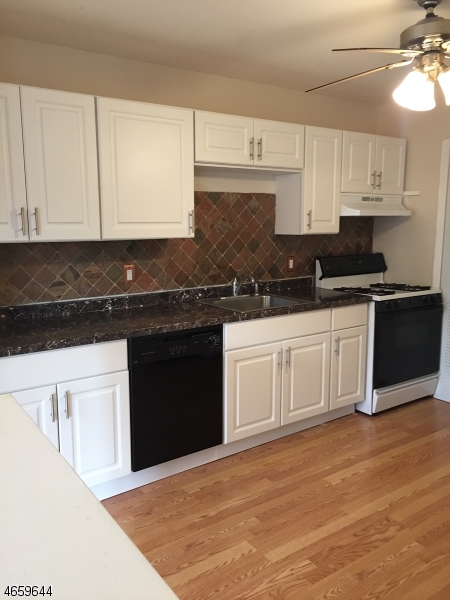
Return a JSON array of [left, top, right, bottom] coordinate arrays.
[[194, 111, 304, 170], [0, 341, 131, 488], [341, 131, 406, 195], [97, 97, 194, 239]]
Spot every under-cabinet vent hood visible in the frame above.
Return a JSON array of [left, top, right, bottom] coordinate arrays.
[[340, 195, 411, 217]]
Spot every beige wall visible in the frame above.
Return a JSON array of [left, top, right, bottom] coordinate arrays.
[[374, 101, 450, 285], [0, 35, 381, 131]]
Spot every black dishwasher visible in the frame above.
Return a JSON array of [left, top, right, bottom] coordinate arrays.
[[128, 326, 223, 471]]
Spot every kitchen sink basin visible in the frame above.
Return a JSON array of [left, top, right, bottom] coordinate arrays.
[[199, 294, 302, 312]]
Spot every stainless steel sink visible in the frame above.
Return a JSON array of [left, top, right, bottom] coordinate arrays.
[[199, 294, 301, 312]]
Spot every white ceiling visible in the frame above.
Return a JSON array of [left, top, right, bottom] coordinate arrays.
[[1, 0, 450, 104]]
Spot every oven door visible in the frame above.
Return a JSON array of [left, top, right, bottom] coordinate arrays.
[[373, 304, 443, 390]]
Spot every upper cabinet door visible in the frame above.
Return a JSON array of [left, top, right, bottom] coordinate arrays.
[[341, 131, 376, 194], [0, 83, 28, 242], [303, 126, 342, 235], [375, 135, 406, 195], [97, 98, 194, 239], [253, 120, 304, 170], [194, 111, 254, 166], [20, 87, 100, 241]]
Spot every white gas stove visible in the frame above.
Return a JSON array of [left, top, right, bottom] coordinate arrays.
[[316, 253, 443, 414]]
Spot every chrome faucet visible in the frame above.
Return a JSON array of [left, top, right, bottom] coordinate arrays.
[[232, 271, 259, 296]]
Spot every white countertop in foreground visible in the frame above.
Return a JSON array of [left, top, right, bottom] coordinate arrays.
[[0, 394, 179, 600]]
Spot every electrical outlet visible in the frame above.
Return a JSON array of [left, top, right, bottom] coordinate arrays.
[[123, 264, 135, 284], [287, 256, 294, 272]]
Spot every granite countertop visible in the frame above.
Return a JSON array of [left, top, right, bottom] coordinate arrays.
[[0, 279, 371, 357]]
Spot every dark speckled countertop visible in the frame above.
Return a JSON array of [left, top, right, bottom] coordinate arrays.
[[0, 278, 370, 357]]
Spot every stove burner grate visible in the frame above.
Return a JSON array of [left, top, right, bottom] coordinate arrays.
[[333, 287, 395, 296]]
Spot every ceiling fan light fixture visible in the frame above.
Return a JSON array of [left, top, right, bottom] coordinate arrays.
[[438, 67, 450, 104], [393, 69, 436, 110]]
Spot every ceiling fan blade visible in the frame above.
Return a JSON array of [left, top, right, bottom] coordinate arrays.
[[305, 59, 413, 93], [333, 48, 422, 56]]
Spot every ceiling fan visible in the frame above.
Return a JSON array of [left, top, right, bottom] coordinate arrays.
[[306, 0, 450, 110]]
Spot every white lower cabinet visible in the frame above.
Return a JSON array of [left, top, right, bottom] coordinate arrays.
[[330, 326, 367, 410], [224, 305, 368, 444], [1, 340, 131, 488], [330, 304, 368, 410], [281, 333, 330, 425], [225, 342, 282, 442], [12, 385, 60, 449], [12, 371, 130, 488]]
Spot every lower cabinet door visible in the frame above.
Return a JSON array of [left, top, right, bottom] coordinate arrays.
[[12, 385, 59, 449], [57, 371, 131, 487], [330, 326, 367, 410], [281, 333, 331, 425], [225, 342, 282, 443]]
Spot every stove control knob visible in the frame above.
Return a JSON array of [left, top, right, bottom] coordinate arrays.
[[394, 300, 402, 309], [430, 296, 436, 304], [410, 298, 417, 307], [423, 296, 431, 304], [385, 301, 393, 310]]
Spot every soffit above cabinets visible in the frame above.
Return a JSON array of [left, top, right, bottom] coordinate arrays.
[[2, 0, 450, 104]]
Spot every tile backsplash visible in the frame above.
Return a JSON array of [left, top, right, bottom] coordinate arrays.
[[0, 192, 373, 306]]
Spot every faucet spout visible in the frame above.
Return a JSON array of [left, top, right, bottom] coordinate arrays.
[[232, 272, 259, 296]]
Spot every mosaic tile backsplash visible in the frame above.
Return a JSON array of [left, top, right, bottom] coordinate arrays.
[[0, 192, 373, 306]]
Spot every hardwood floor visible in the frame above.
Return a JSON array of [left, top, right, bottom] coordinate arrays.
[[103, 398, 450, 599]]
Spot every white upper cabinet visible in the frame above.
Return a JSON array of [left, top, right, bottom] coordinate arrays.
[[20, 86, 101, 241], [341, 131, 406, 195], [303, 126, 342, 234], [97, 97, 194, 240], [253, 119, 304, 169], [375, 135, 406, 195], [275, 127, 342, 236], [0, 83, 28, 242], [194, 111, 304, 170], [194, 112, 253, 166]]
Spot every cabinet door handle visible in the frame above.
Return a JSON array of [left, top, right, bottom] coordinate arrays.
[[250, 137, 254, 161], [371, 171, 377, 190], [32, 207, 41, 235], [51, 392, 58, 423], [65, 391, 72, 419], [307, 210, 312, 230], [188, 210, 194, 235], [377, 171, 382, 189], [335, 337, 341, 356], [20, 207, 28, 237], [278, 349, 283, 370], [257, 138, 262, 160], [286, 346, 291, 368]]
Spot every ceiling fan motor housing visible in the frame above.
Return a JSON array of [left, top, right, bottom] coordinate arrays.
[[400, 15, 450, 52], [417, 0, 442, 9]]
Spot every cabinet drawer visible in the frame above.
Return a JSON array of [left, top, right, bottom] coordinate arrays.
[[332, 304, 368, 330], [0, 340, 128, 394], [224, 310, 331, 351]]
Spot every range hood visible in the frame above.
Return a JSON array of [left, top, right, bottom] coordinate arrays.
[[340, 195, 411, 217]]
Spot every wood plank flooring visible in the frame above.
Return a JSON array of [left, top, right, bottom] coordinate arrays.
[[103, 398, 450, 599]]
